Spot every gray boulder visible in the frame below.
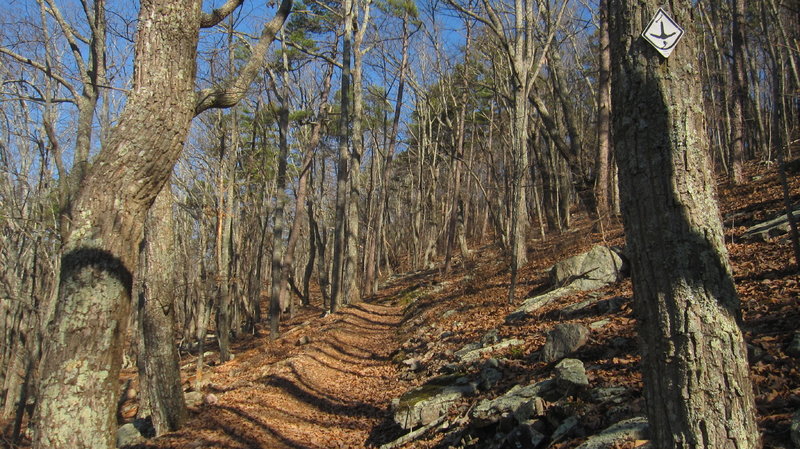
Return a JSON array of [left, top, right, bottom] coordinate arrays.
[[184, 391, 203, 408], [458, 338, 524, 364], [554, 358, 589, 391], [393, 374, 476, 430], [743, 207, 800, 242], [116, 423, 144, 448], [575, 416, 648, 449], [551, 415, 580, 443], [471, 379, 556, 427], [792, 409, 800, 448], [504, 420, 546, 448], [541, 324, 590, 363], [507, 286, 575, 321], [478, 358, 503, 391], [550, 246, 625, 291]]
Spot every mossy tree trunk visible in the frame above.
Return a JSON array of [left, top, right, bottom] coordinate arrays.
[[31, 0, 291, 447]]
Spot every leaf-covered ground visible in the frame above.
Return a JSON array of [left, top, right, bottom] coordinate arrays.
[[3, 160, 798, 448]]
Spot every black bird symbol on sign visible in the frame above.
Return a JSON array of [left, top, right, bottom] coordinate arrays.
[[650, 21, 676, 41]]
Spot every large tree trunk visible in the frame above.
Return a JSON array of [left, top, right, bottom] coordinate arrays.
[[608, 2, 760, 448], [137, 184, 187, 435], [33, 3, 201, 447], [32, 0, 290, 446]]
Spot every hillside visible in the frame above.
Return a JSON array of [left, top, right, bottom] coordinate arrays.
[[7, 161, 795, 448]]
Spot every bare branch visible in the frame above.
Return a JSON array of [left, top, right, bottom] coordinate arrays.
[[0, 48, 78, 98], [283, 38, 342, 68], [200, 0, 245, 28], [194, 0, 293, 115], [42, 0, 89, 79]]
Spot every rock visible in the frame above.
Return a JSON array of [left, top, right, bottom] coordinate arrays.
[[747, 343, 767, 364], [454, 342, 483, 359], [787, 334, 800, 358], [185, 391, 203, 408], [204, 393, 219, 405], [551, 415, 580, 443], [588, 386, 628, 404], [550, 246, 625, 291], [471, 379, 556, 427], [481, 329, 500, 346], [402, 358, 422, 372], [296, 335, 310, 346], [743, 207, 800, 242], [541, 324, 590, 363], [442, 309, 457, 319], [589, 319, 610, 330], [554, 358, 589, 392], [791, 409, 800, 448], [116, 423, 144, 447], [504, 420, 546, 448], [478, 358, 502, 390], [575, 416, 648, 449], [459, 339, 524, 363], [507, 286, 575, 321], [393, 374, 476, 430]]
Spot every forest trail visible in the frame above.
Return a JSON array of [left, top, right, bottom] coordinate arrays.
[[119, 162, 800, 449], [138, 300, 408, 449]]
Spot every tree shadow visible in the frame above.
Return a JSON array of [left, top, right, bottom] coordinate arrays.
[[611, 31, 758, 444]]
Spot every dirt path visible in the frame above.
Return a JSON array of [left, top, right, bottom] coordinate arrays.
[[140, 301, 407, 449]]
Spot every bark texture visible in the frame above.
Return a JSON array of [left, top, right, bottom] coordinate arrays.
[[34, 3, 201, 447], [137, 185, 187, 435], [32, 0, 290, 447], [608, 2, 760, 448]]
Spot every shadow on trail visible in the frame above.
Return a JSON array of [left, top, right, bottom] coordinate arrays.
[[258, 373, 385, 418]]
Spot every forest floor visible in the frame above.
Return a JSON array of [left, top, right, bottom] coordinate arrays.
[[4, 160, 799, 448]]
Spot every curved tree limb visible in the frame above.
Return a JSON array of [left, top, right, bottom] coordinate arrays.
[[200, 0, 245, 28], [194, 0, 293, 116]]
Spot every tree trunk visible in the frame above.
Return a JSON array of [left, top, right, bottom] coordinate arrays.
[[330, 0, 353, 312], [215, 112, 236, 362], [595, 0, 612, 219], [729, 0, 747, 184], [279, 63, 333, 309], [608, 2, 760, 448], [137, 184, 187, 435], [269, 80, 290, 339], [32, 0, 290, 446], [33, 2, 201, 447]]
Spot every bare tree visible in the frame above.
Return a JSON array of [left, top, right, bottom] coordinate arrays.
[[32, 0, 291, 447]]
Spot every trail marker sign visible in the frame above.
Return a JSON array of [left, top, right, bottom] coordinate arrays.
[[642, 8, 684, 58]]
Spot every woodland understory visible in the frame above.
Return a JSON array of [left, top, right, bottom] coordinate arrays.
[[1, 0, 799, 447], [3, 160, 798, 449]]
